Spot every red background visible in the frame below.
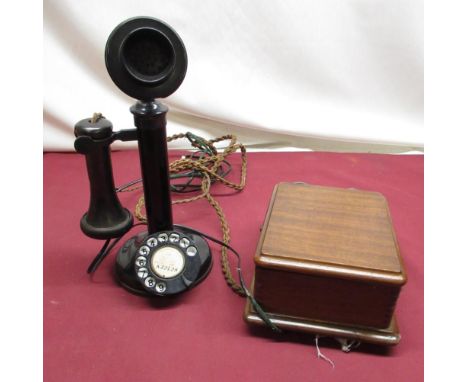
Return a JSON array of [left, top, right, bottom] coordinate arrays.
[[44, 151, 423, 381]]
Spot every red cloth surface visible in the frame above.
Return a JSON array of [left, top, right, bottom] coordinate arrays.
[[44, 150, 423, 382]]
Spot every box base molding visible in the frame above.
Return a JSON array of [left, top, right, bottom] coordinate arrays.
[[244, 298, 401, 346]]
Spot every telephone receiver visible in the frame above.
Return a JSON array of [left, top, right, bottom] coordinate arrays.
[[74, 17, 212, 296]]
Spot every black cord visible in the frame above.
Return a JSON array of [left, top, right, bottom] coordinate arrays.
[[87, 222, 280, 332], [86, 133, 278, 327], [115, 158, 231, 194], [115, 178, 141, 192], [114, 130, 233, 195], [87, 223, 147, 274], [87, 239, 111, 273], [174, 224, 282, 333]]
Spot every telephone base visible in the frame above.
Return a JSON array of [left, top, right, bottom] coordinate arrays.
[[115, 225, 212, 296]]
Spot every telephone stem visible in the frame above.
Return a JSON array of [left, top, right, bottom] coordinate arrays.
[[131, 100, 174, 233]]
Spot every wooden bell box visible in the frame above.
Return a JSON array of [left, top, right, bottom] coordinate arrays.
[[244, 182, 407, 345]]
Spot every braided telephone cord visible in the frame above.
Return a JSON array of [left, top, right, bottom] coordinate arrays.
[[134, 133, 247, 296]]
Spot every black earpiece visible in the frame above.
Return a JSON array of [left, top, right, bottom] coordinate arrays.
[[74, 116, 133, 239], [105, 17, 188, 100]]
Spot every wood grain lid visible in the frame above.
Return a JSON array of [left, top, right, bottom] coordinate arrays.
[[255, 183, 407, 285]]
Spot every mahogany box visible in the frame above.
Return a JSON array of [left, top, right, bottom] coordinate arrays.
[[244, 182, 407, 345]]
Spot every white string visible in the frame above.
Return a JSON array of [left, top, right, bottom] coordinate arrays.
[[315, 335, 335, 369], [335, 337, 361, 353]]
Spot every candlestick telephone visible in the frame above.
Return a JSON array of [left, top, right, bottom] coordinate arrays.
[[74, 16, 278, 330]]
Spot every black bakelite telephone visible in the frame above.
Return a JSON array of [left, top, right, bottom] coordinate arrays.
[[73, 16, 279, 330], [74, 17, 213, 296]]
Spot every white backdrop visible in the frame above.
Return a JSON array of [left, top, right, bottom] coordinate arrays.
[[43, 0, 423, 153]]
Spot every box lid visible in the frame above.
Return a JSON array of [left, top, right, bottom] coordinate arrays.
[[255, 183, 407, 285]]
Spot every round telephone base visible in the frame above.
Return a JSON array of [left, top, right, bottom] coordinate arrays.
[[115, 225, 212, 297]]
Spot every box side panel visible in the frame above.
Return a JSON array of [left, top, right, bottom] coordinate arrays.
[[254, 266, 401, 329]]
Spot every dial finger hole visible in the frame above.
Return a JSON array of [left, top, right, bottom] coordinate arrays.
[[135, 256, 147, 267], [137, 268, 148, 278], [144, 277, 156, 288], [139, 246, 150, 256], [186, 246, 197, 257], [169, 233, 180, 243], [158, 233, 168, 243], [179, 237, 190, 248], [155, 282, 166, 293], [147, 237, 158, 247]]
